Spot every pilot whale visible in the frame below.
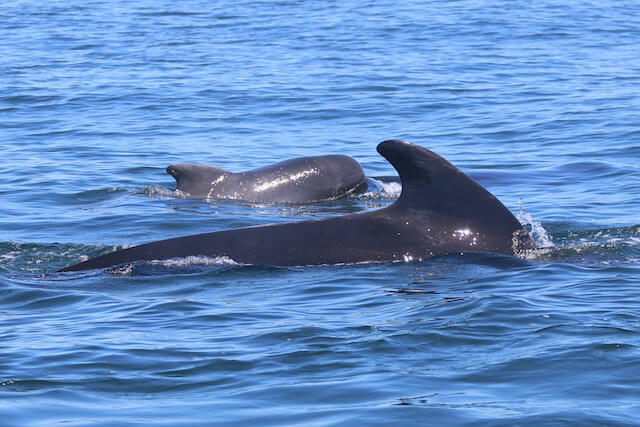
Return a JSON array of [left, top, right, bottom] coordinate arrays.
[[59, 140, 534, 272], [166, 154, 366, 204]]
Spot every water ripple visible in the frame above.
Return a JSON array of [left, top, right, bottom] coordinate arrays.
[[2, 0, 640, 425]]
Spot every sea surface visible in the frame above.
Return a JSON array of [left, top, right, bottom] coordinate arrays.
[[2, 0, 640, 425]]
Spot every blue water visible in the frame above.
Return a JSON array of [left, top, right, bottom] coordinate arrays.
[[2, 0, 640, 425]]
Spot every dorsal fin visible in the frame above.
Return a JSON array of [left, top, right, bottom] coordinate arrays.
[[166, 163, 229, 194], [167, 163, 228, 181], [376, 140, 523, 229]]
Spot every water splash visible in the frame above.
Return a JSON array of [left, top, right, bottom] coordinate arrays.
[[513, 217, 640, 266], [356, 178, 402, 201], [517, 203, 554, 248]]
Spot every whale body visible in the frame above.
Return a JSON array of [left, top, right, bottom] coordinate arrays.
[[166, 155, 366, 204], [60, 140, 534, 272]]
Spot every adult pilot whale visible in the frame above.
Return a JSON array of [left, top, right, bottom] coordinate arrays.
[[166, 154, 366, 203], [59, 140, 533, 272]]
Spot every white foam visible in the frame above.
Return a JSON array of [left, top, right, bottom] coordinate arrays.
[[358, 178, 402, 200], [563, 231, 640, 252], [105, 256, 240, 275], [107, 263, 134, 276], [139, 184, 178, 199], [380, 181, 402, 196], [149, 256, 240, 267], [0, 252, 18, 261]]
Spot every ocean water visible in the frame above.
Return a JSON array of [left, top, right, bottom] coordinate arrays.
[[2, 0, 640, 425]]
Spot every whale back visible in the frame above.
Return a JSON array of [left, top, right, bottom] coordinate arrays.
[[168, 155, 366, 203], [236, 155, 366, 203], [60, 141, 533, 272]]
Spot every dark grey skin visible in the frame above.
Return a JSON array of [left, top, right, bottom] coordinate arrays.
[[166, 155, 367, 204], [59, 140, 534, 272]]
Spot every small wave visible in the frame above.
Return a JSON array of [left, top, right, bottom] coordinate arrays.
[[63, 187, 129, 205], [136, 184, 178, 199], [136, 10, 207, 17], [525, 224, 640, 265], [1, 241, 109, 274]]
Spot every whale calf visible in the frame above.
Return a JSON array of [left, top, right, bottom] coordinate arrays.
[[166, 155, 366, 204], [60, 140, 534, 272]]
